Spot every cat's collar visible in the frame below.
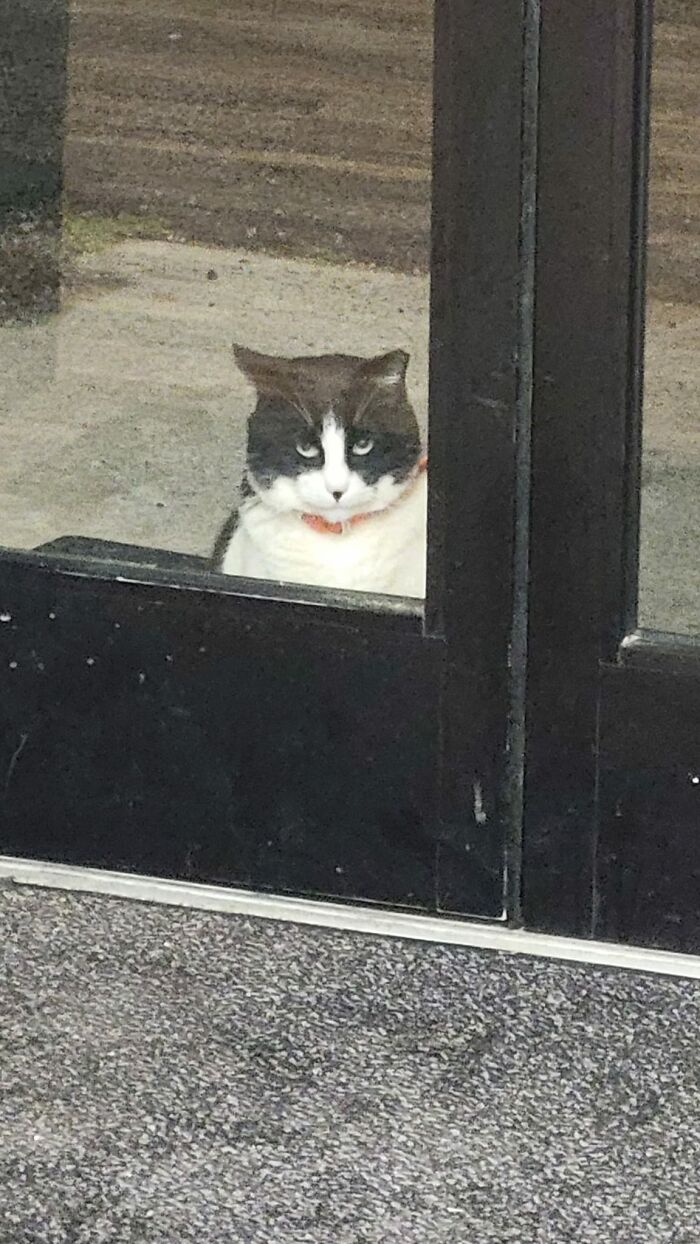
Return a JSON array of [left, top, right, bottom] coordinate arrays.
[[301, 511, 371, 536], [301, 455, 427, 536]]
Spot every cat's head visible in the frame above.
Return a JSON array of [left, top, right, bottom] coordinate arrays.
[[233, 344, 423, 522]]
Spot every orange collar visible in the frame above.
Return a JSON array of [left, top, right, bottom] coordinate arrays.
[[301, 454, 427, 535]]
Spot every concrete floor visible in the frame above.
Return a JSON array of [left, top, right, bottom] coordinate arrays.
[[641, 300, 700, 632], [0, 239, 698, 633]]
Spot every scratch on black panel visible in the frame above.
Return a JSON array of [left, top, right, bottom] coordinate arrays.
[[5, 733, 29, 798]]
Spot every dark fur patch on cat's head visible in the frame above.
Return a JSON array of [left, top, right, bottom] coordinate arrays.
[[233, 344, 421, 487]]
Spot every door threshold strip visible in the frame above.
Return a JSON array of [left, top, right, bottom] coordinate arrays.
[[1, 854, 699, 981]]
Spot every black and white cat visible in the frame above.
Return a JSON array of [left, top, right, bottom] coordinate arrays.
[[213, 344, 427, 597]]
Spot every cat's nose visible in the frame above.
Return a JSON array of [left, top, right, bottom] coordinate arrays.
[[332, 490, 345, 503]]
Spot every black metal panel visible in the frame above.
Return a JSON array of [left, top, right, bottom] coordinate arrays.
[[599, 659, 700, 771], [32, 539, 424, 627], [523, 0, 640, 936], [598, 659, 700, 952], [619, 629, 700, 680], [428, 0, 531, 910], [0, 555, 469, 910]]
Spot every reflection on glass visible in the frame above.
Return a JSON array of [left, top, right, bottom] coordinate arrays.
[[639, 1, 700, 632], [0, 0, 432, 598]]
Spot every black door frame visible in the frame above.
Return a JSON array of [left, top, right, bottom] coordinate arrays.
[[523, 0, 700, 952], [5, 0, 696, 951], [0, 0, 535, 920]]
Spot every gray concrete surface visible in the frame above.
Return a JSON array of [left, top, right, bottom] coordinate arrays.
[[0, 240, 697, 632], [2, 884, 700, 1243], [640, 300, 700, 632]]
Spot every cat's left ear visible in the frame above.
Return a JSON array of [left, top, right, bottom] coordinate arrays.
[[360, 349, 410, 388]]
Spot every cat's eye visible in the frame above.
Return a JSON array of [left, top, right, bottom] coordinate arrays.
[[352, 438, 374, 456], [296, 442, 321, 459]]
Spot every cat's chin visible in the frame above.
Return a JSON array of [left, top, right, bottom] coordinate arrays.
[[303, 498, 372, 521]]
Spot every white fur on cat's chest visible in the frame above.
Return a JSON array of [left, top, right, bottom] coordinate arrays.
[[220, 471, 426, 598]]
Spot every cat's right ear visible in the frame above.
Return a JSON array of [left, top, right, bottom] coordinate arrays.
[[232, 344, 300, 403], [233, 343, 270, 388]]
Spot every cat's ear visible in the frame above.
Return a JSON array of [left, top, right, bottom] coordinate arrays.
[[360, 349, 410, 388], [232, 343, 297, 398]]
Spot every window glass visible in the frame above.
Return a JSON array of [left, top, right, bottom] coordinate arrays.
[[1, 0, 432, 601], [639, 1, 700, 632]]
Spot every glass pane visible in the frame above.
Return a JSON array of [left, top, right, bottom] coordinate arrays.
[[1, 0, 432, 602], [639, 1, 700, 632]]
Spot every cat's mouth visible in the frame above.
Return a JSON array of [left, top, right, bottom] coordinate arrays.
[[301, 473, 424, 526], [249, 472, 387, 521], [248, 459, 425, 523]]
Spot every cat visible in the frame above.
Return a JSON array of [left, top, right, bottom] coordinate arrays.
[[212, 344, 427, 598]]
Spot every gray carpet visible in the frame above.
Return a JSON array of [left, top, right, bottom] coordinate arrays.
[[2, 886, 700, 1243]]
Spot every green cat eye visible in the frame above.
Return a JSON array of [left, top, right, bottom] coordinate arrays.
[[352, 438, 374, 456], [296, 442, 321, 459]]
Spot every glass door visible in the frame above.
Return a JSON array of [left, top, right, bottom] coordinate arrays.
[[524, 0, 700, 952], [0, 0, 533, 918]]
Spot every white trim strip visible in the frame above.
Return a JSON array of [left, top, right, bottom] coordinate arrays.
[[2, 855, 700, 981]]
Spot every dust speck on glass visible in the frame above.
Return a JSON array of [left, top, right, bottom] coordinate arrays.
[[638, 1, 700, 634], [0, 0, 432, 604]]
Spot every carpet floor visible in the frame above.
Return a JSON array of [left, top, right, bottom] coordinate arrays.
[[1, 884, 699, 1243]]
